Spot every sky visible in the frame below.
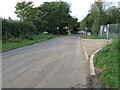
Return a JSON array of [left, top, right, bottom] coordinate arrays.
[[0, 0, 119, 21]]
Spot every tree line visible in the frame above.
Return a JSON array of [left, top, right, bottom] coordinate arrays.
[[80, 1, 120, 35], [2, 1, 79, 41]]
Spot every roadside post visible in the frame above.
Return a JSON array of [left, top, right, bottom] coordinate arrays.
[[85, 27, 87, 35], [57, 27, 59, 35], [106, 24, 109, 40]]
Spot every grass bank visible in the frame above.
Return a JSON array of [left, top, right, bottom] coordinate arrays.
[[2, 34, 61, 52], [81, 35, 104, 39], [94, 37, 119, 88]]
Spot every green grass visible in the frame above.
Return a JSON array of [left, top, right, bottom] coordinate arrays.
[[2, 34, 61, 52], [81, 35, 105, 39], [94, 37, 119, 88]]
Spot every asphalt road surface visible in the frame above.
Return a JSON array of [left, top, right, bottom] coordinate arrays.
[[3, 35, 89, 88]]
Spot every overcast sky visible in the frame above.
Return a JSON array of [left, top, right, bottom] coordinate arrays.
[[0, 0, 119, 21]]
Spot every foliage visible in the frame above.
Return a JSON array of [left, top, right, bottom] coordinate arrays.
[[81, 35, 105, 39], [68, 17, 80, 33], [90, 1, 105, 35], [106, 6, 120, 24], [2, 34, 60, 52], [80, 20, 87, 32], [15, 1, 36, 23], [79, 1, 120, 35], [14, 1, 79, 34], [94, 37, 119, 88], [37, 1, 71, 34], [2, 19, 37, 40]]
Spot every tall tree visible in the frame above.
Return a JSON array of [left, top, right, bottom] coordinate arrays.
[[37, 1, 71, 34], [69, 17, 79, 33], [80, 20, 87, 31], [15, 1, 78, 34], [90, 1, 105, 34], [15, 1, 37, 23], [79, 1, 119, 35], [106, 6, 120, 24]]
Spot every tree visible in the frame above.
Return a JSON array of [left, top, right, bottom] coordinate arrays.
[[80, 20, 86, 31], [106, 6, 120, 24], [68, 17, 79, 33], [15, 1, 79, 34], [90, 1, 105, 34], [37, 1, 71, 34], [15, 1, 36, 23], [79, 1, 119, 35], [80, 13, 94, 32]]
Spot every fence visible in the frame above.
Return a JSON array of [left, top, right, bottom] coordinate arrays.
[[99, 24, 120, 39]]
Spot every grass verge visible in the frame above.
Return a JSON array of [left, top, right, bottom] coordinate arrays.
[[81, 35, 105, 39], [2, 34, 61, 52], [94, 37, 119, 88]]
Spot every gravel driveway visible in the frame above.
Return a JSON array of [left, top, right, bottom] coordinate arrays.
[[81, 39, 110, 57]]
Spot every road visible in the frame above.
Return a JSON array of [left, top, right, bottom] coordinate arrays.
[[3, 35, 89, 88]]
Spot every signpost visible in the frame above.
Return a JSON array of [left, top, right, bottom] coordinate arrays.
[[106, 24, 109, 40], [57, 27, 59, 34], [85, 27, 87, 35]]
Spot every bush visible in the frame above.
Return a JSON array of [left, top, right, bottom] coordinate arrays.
[[2, 18, 38, 41], [94, 37, 118, 88]]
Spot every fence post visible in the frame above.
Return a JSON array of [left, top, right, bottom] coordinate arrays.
[[106, 24, 109, 40]]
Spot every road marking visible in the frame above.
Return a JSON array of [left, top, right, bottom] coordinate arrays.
[[81, 39, 89, 61]]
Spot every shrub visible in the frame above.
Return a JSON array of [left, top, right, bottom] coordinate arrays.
[[2, 18, 37, 40]]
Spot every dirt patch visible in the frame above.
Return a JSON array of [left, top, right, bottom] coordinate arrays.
[[81, 39, 112, 88], [81, 35, 93, 38], [69, 74, 102, 88], [81, 39, 111, 57], [70, 83, 87, 88], [86, 75, 102, 88], [86, 66, 108, 88]]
